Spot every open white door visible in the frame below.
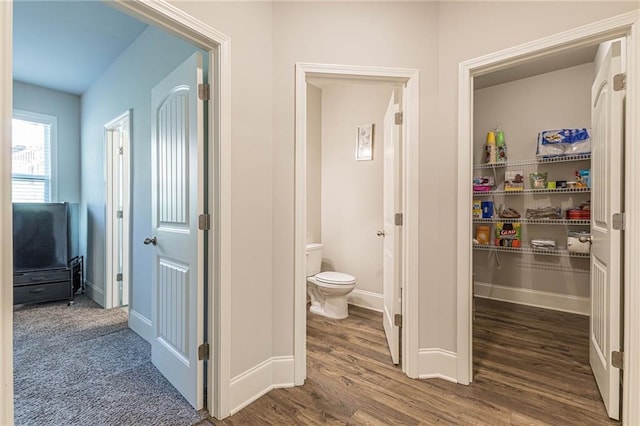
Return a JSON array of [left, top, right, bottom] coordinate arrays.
[[105, 111, 131, 309], [590, 40, 624, 420], [149, 52, 205, 409], [382, 92, 402, 365]]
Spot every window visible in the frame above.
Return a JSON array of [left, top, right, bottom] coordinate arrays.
[[12, 110, 57, 202]]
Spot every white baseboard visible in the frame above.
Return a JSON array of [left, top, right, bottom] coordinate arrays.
[[229, 356, 294, 415], [418, 348, 458, 383], [348, 289, 383, 312], [129, 309, 153, 343], [84, 279, 104, 308], [474, 281, 589, 316]]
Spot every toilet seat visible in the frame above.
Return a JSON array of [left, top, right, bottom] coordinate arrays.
[[314, 271, 356, 285]]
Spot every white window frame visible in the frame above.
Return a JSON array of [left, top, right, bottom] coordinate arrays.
[[12, 109, 57, 202]]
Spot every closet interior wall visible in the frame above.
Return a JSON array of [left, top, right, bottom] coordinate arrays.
[[472, 61, 595, 309]]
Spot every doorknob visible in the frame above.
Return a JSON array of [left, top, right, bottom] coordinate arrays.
[[143, 236, 157, 246], [377, 230, 386, 237]]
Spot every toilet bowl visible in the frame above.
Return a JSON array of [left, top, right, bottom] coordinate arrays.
[[306, 243, 356, 319]]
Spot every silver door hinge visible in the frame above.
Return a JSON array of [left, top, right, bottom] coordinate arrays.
[[395, 213, 403, 226], [613, 212, 625, 231], [198, 343, 210, 360], [116, 210, 123, 219], [116, 273, 123, 282], [198, 213, 211, 231], [613, 73, 626, 91], [118, 147, 124, 155], [394, 313, 402, 327], [395, 112, 403, 125], [612, 350, 623, 369], [198, 84, 210, 101]]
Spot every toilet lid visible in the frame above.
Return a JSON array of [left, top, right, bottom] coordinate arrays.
[[315, 271, 356, 285]]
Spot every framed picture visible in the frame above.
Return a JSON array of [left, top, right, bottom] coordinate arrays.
[[355, 123, 374, 161]]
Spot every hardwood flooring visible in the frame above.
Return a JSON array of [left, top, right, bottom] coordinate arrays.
[[201, 299, 616, 425]]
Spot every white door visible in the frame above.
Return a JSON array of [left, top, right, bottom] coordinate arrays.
[[149, 52, 205, 409], [382, 92, 402, 364], [590, 40, 624, 420], [106, 111, 130, 308]]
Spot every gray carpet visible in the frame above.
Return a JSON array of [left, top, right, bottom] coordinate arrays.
[[13, 294, 204, 426]]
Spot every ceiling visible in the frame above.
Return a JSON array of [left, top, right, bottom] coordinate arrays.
[[13, 0, 148, 95], [474, 44, 599, 90]]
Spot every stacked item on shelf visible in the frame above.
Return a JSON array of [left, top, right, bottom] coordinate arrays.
[[485, 128, 507, 165], [474, 225, 491, 245], [498, 205, 520, 218], [504, 171, 524, 191], [473, 176, 494, 192], [494, 222, 521, 247], [566, 200, 591, 220], [567, 231, 591, 254], [526, 206, 562, 220], [536, 128, 591, 159], [529, 172, 548, 189], [531, 239, 557, 250]]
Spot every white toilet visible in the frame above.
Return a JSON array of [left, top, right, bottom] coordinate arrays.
[[306, 243, 357, 319]]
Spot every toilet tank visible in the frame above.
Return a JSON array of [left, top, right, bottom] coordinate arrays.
[[306, 243, 323, 276]]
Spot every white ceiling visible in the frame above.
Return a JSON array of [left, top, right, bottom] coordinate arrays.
[[13, 0, 148, 95], [474, 44, 599, 90]]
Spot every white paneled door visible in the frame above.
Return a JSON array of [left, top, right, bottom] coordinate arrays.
[[590, 40, 624, 420], [150, 52, 205, 409], [382, 93, 402, 365]]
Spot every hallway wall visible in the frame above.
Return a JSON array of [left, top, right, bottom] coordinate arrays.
[[166, 0, 639, 383]]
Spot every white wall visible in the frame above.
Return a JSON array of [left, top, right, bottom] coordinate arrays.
[[306, 83, 322, 244], [271, 0, 440, 359], [433, 0, 639, 351], [156, 1, 275, 379], [161, 0, 640, 384], [13, 81, 80, 203], [81, 26, 197, 312], [320, 83, 393, 298], [473, 63, 593, 300]]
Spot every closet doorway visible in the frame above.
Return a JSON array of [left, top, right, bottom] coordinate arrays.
[[456, 11, 640, 423]]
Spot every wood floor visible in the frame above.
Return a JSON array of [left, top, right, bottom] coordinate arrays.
[[201, 299, 616, 425]]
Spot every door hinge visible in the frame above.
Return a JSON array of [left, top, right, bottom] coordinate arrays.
[[394, 112, 403, 125], [198, 213, 211, 231], [118, 146, 124, 155], [394, 313, 402, 327], [116, 210, 123, 219], [198, 83, 210, 101], [612, 350, 623, 369], [395, 213, 403, 226], [116, 273, 123, 282], [613, 73, 626, 91], [613, 212, 625, 231], [198, 343, 210, 360]]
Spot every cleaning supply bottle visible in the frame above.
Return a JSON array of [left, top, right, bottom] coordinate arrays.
[[495, 128, 507, 164], [485, 131, 496, 164]]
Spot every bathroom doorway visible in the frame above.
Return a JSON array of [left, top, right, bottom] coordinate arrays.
[[294, 64, 420, 384]]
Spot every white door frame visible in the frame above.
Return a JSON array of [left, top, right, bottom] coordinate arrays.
[[456, 11, 640, 425], [0, 2, 13, 422], [0, 0, 233, 421], [105, 110, 131, 309], [294, 63, 420, 383]]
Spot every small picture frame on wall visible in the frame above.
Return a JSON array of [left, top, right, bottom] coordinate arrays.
[[355, 123, 374, 161]]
